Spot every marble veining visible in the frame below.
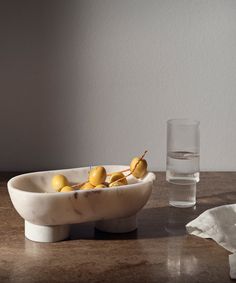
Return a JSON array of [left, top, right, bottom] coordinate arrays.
[[7, 166, 155, 241]]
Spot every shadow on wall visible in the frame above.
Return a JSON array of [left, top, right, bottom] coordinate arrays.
[[0, 0, 166, 172], [0, 0, 85, 171]]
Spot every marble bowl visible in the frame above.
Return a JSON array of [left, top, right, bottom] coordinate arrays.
[[8, 165, 155, 242]]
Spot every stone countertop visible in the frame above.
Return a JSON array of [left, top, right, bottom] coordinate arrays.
[[0, 172, 236, 283]]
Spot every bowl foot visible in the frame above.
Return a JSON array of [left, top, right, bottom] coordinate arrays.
[[95, 215, 137, 233], [25, 221, 70, 243]]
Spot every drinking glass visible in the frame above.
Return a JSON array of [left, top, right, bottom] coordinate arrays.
[[166, 119, 200, 208]]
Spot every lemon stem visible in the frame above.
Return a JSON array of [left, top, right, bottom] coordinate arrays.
[[107, 168, 130, 176]]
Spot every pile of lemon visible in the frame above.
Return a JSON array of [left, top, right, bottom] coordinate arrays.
[[51, 151, 148, 192]]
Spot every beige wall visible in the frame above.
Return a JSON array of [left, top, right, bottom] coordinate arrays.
[[0, 0, 236, 171]]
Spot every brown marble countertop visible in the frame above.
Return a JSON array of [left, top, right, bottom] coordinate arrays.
[[0, 172, 236, 283]]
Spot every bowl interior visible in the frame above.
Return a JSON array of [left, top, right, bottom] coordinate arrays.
[[9, 165, 143, 193]]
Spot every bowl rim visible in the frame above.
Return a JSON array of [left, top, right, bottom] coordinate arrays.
[[8, 165, 156, 196]]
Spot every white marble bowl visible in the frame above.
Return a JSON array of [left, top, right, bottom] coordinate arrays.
[[8, 166, 155, 242]]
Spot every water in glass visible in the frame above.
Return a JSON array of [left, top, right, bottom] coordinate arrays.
[[166, 151, 200, 208]]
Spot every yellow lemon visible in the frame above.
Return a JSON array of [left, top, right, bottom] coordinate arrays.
[[130, 157, 147, 178], [51, 174, 69, 192], [60, 186, 74, 192], [89, 166, 107, 186], [80, 182, 95, 190], [110, 172, 128, 185]]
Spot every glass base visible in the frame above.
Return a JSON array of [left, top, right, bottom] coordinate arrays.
[[168, 181, 197, 208], [169, 200, 196, 208]]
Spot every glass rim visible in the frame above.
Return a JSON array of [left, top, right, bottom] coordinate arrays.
[[167, 118, 200, 126]]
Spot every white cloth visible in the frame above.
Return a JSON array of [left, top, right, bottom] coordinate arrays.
[[186, 204, 236, 279]]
